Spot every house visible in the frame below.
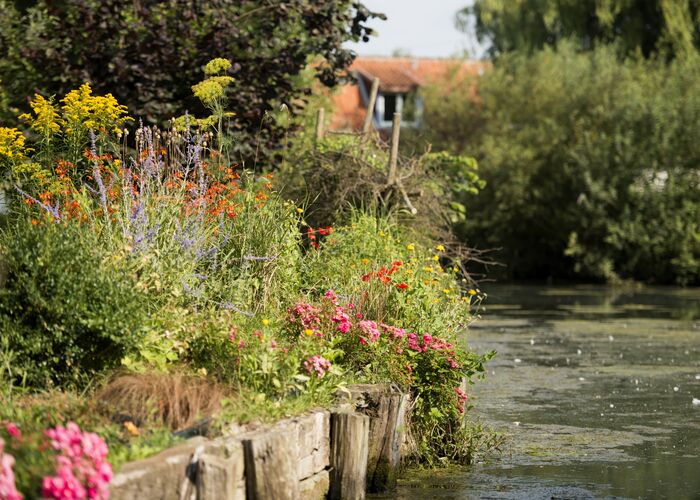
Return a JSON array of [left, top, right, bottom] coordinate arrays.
[[330, 57, 486, 133]]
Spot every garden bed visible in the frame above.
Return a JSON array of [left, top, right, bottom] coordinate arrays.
[[0, 67, 493, 499]]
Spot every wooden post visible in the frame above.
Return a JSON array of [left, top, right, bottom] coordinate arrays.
[[362, 78, 380, 134], [387, 112, 401, 184], [329, 412, 370, 500], [243, 429, 299, 500], [314, 108, 325, 145]]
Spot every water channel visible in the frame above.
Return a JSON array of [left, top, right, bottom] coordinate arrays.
[[386, 285, 700, 499]]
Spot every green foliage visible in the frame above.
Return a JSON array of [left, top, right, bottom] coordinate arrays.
[[0, 223, 148, 387], [422, 43, 700, 284], [280, 133, 483, 240], [462, 0, 700, 58], [0, 0, 382, 167]]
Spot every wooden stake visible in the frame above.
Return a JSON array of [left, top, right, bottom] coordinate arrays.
[[329, 412, 369, 500], [362, 78, 380, 134], [314, 108, 325, 145], [387, 112, 401, 184]]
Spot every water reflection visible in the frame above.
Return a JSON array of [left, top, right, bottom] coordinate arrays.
[[382, 285, 700, 500]]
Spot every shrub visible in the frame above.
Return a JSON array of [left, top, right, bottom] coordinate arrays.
[[0, 223, 147, 387], [420, 43, 700, 284], [280, 134, 484, 242], [0, 0, 382, 167]]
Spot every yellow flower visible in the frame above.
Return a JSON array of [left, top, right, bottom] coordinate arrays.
[[0, 127, 29, 161], [406, 244, 415, 251], [436, 244, 445, 252], [361, 258, 370, 265], [204, 58, 233, 76], [304, 329, 314, 336], [192, 76, 234, 108], [443, 289, 451, 295], [61, 83, 131, 136], [432, 255, 439, 261], [296, 207, 304, 213], [468, 289, 478, 296], [262, 319, 270, 326], [423, 266, 434, 273], [21, 94, 62, 136], [379, 230, 386, 237]]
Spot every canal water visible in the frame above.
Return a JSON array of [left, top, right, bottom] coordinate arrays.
[[388, 285, 700, 499]]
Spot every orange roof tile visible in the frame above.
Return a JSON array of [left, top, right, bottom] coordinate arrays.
[[349, 57, 486, 92], [330, 57, 488, 132]]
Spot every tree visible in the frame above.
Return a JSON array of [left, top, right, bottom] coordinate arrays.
[[459, 0, 700, 58], [0, 0, 383, 167], [418, 43, 700, 285]]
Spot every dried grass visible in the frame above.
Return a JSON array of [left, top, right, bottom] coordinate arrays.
[[96, 371, 227, 431]]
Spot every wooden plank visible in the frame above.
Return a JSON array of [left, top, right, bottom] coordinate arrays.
[[362, 77, 380, 134], [299, 470, 330, 500], [329, 412, 370, 500], [242, 427, 300, 500], [110, 438, 207, 500], [197, 453, 238, 500], [296, 411, 330, 480], [314, 108, 325, 144], [344, 384, 408, 493], [387, 112, 401, 184]]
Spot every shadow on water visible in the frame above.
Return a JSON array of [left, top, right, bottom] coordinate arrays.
[[379, 285, 700, 500]]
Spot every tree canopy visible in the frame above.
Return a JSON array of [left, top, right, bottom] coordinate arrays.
[[0, 0, 382, 167], [460, 0, 700, 58]]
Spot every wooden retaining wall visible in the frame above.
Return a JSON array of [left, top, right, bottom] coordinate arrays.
[[110, 385, 408, 500]]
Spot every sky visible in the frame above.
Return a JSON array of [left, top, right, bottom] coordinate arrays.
[[345, 0, 485, 59]]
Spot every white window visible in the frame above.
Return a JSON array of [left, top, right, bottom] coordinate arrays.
[[375, 92, 422, 129]]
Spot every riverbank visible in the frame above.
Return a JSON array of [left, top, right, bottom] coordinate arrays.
[[384, 285, 700, 499]]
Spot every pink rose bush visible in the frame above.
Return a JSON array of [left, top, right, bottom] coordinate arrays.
[[42, 422, 113, 500], [285, 290, 474, 415], [0, 421, 112, 500], [304, 355, 332, 378], [0, 437, 22, 500]]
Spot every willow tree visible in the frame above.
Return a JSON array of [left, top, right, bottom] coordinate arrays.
[[460, 0, 700, 58]]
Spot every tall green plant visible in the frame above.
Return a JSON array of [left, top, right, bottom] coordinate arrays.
[[421, 43, 700, 284]]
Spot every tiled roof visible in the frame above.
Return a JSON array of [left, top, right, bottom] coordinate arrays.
[[329, 57, 488, 132], [349, 57, 486, 92]]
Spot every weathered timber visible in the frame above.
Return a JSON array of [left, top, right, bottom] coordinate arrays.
[[295, 411, 331, 481], [110, 438, 207, 500], [362, 78, 380, 134], [386, 112, 401, 184], [329, 412, 370, 500], [242, 427, 300, 500], [299, 470, 330, 500], [344, 384, 409, 493], [315, 108, 325, 144], [196, 440, 245, 500]]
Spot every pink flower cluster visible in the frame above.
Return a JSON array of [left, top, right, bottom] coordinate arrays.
[[0, 437, 22, 500], [289, 302, 322, 335], [42, 422, 112, 500], [304, 355, 332, 378], [405, 333, 460, 369], [358, 320, 380, 344], [455, 387, 468, 414], [326, 290, 354, 334], [380, 323, 406, 339]]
